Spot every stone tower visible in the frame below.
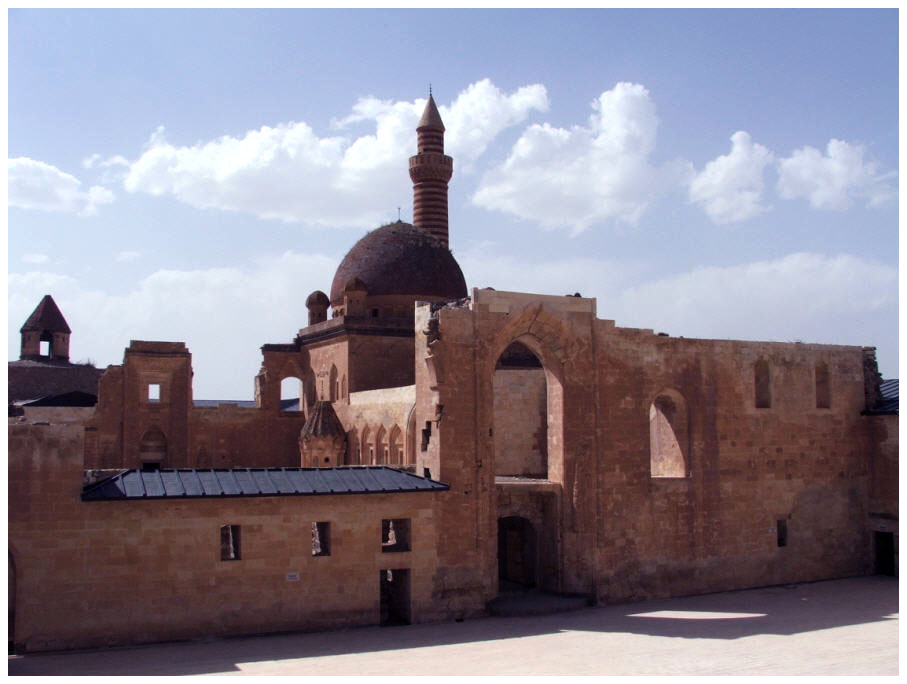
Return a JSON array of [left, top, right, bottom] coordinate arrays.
[[409, 94, 453, 248], [20, 294, 71, 362]]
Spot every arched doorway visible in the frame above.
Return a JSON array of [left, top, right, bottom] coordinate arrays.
[[498, 516, 537, 591], [8, 551, 16, 653]]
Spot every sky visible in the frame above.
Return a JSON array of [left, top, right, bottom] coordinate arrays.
[[8, 9, 899, 400]]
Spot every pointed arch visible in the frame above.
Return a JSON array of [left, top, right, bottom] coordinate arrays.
[[361, 426, 373, 465], [388, 425, 403, 464], [329, 365, 338, 402], [405, 405, 417, 465], [346, 427, 359, 465], [649, 389, 689, 478], [375, 426, 388, 465], [139, 425, 168, 467]]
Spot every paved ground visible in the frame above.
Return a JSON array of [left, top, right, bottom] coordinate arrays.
[[8, 576, 898, 676]]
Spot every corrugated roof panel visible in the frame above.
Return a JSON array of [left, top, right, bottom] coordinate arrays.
[[232, 469, 258, 495], [123, 472, 146, 498], [142, 471, 166, 497], [269, 469, 297, 495], [251, 469, 278, 495], [198, 470, 223, 496], [217, 470, 242, 496], [159, 470, 185, 497], [82, 467, 448, 502]]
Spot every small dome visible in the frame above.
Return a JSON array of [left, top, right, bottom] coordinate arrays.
[[305, 290, 330, 309], [330, 221, 467, 305]]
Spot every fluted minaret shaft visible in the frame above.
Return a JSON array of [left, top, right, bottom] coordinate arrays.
[[409, 94, 453, 247]]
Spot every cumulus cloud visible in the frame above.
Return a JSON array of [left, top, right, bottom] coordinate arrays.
[[21, 253, 49, 264], [120, 80, 547, 227], [777, 139, 896, 210], [9, 251, 339, 398], [9, 157, 116, 216], [689, 131, 774, 224], [472, 82, 684, 233]]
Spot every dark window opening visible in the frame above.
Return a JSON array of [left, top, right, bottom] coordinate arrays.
[[141, 462, 160, 472], [421, 421, 431, 452], [382, 519, 411, 553], [312, 521, 330, 556], [755, 360, 771, 409], [875, 531, 895, 575], [221, 524, 241, 561], [371, 308, 379, 318], [776, 519, 788, 547]]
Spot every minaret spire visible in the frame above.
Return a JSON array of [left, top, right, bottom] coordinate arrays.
[[409, 92, 453, 247]]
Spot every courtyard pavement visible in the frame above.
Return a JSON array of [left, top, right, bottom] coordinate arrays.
[[8, 575, 898, 676]]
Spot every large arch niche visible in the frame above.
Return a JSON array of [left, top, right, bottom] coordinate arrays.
[[491, 337, 563, 480]]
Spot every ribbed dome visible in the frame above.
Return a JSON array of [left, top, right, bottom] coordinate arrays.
[[330, 221, 467, 305]]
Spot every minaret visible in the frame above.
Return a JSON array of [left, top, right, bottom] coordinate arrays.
[[409, 93, 453, 248]]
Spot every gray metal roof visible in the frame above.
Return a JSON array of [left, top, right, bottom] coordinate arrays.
[[82, 466, 448, 501], [878, 378, 898, 414]]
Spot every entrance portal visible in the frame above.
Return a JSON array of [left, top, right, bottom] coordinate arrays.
[[379, 568, 411, 626], [498, 516, 537, 591]]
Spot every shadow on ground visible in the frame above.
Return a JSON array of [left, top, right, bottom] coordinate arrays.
[[7, 575, 898, 676]]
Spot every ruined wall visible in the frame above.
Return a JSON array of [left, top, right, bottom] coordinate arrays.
[[592, 326, 874, 602], [9, 424, 444, 653], [349, 334, 414, 392]]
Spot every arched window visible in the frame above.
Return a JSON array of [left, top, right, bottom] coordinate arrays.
[[361, 427, 373, 465], [815, 362, 830, 409], [754, 359, 771, 409], [341, 374, 347, 400], [280, 376, 303, 412], [493, 340, 548, 478], [345, 428, 358, 465], [375, 426, 387, 465], [388, 425, 403, 464], [139, 425, 168, 468], [329, 365, 338, 402], [649, 392, 688, 478]]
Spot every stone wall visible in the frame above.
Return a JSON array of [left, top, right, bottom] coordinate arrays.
[[9, 424, 445, 652], [492, 368, 547, 477]]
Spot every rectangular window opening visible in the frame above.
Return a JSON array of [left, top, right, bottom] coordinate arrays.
[[312, 521, 330, 556], [381, 518, 411, 553], [221, 524, 241, 561], [148, 383, 161, 402], [421, 421, 431, 452], [39, 340, 50, 357], [776, 519, 788, 548]]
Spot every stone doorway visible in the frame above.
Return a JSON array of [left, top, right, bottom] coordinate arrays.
[[379, 568, 411, 626], [874, 531, 896, 576], [498, 516, 537, 591]]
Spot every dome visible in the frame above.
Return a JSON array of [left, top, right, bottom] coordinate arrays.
[[330, 221, 467, 305], [305, 290, 330, 308]]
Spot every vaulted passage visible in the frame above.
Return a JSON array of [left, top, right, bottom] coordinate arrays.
[[498, 516, 537, 590]]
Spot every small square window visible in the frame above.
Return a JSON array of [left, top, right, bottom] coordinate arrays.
[[221, 524, 241, 561], [39, 340, 50, 357], [148, 383, 161, 402], [381, 519, 411, 553], [312, 521, 330, 556]]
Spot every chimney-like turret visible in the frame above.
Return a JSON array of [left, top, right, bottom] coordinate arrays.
[[409, 94, 453, 247]]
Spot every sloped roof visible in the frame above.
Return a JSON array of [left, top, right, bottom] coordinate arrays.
[[82, 466, 448, 501], [20, 295, 71, 334], [878, 378, 898, 414], [418, 94, 445, 130], [301, 400, 345, 438]]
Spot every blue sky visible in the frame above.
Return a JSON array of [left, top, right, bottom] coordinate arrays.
[[9, 9, 898, 399]]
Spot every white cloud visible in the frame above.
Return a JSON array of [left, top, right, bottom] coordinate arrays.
[[472, 82, 681, 233], [9, 252, 339, 398], [689, 131, 774, 224], [21, 253, 49, 264], [121, 80, 547, 227], [777, 139, 896, 210], [9, 157, 116, 216], [460, 249, 896, 376], [115, 250, 141, 263]]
